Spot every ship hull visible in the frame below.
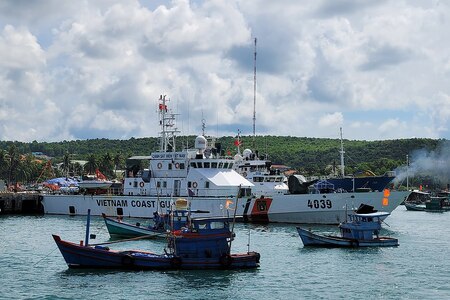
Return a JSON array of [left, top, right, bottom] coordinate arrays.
[[42, 191, 410, 224], [325, 176, 394, 192]]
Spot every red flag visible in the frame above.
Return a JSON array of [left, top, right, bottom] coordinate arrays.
[[95, 169, 107, 180]]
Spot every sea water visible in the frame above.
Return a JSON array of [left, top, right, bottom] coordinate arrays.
[[1, 206, 449, 299]]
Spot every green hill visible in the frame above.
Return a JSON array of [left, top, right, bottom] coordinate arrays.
[[0, 136, 443, 185]]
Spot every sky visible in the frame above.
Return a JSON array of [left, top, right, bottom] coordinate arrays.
[[0, 0, 450, 142]]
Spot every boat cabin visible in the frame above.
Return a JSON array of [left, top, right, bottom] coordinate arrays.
[[339, 212, 390, 240], [172, 217, 232, 259]]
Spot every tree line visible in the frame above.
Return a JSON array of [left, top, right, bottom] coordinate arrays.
[[0, 136, 442, 186]]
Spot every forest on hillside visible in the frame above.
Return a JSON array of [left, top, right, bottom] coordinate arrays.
[[0, 135, 444, 186]]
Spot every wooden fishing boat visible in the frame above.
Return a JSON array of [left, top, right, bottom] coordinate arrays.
[[53, 205, 260, 270], [297, 210, 398, 247]]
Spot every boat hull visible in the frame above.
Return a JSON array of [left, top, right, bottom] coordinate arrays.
[[42, 191, 411, 224], [52, 235, 259, 270], [404, 202, 450, 212], [296, 227, 399, 247], [103, 216, 166, 238], [404, 203, 427, 211]]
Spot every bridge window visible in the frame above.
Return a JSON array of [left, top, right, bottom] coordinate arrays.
[[197, 222, 208, 230], [204, 162, 210, 168], [210, 221, 225, 229], [211, 162, 217, 168], [190, 162, 196, 168]]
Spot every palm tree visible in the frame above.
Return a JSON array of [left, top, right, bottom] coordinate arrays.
[[113, 152, 123, 179], [62, 152, 70, 177], [7, 145, 20, 185], [84, 154, 97, 175], [0, 150, 7, 180], [73, 162, 83, 177], [99, 152, 114, 178], [16, 154, 35, 184]]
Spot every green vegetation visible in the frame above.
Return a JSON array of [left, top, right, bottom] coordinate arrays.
[[0, 136, 443, 185]]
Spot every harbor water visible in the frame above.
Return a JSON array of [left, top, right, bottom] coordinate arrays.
[[1, 206, 449, 299]]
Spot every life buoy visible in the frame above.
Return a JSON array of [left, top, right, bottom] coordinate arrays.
[[192, 182, 198, 188], [139, 182, 144, 188], [175, 162, 180, 169], [157, 162, 163, 169], [242, 171, 247, 177], [121, 254, 135, 266], [220, 254, 232, 267]]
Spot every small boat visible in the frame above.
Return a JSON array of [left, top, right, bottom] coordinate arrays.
[[101, 213, 169, 239], [405, 196, 450, 212], [296, 210, 398, 247], [53, 206, 260, 270], [77, 169, 113, 190], [102, 198, 201, 238]]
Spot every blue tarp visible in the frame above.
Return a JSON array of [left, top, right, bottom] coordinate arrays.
[[45, 177, 79, 187]]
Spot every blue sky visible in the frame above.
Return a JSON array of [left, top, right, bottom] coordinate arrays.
[[0, 0, 449, 142]]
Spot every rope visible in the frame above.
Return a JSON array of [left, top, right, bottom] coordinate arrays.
[[34, 247, 58, 267]]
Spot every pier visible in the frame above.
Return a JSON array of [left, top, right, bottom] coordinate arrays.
[[0, 192, 43, 214]]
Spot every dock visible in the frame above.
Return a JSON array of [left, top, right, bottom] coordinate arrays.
[[0, 192, 43, 214]]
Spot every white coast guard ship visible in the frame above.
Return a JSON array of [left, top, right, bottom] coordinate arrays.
[[41, 95, 411, 224], [231, 141, 409, 223]]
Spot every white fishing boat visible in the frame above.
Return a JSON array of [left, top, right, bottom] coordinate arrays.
[[77, 170, 113, 190], [41, 95, 411, 224]]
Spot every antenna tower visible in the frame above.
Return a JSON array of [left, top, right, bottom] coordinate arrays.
[[252, 37, 257, 149]]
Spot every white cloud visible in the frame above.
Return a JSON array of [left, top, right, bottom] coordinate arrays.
[[318, 112, 344, 128], [0, 0, 449, 142]]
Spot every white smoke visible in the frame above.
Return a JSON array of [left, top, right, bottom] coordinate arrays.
[[393, 140, 450, 187]]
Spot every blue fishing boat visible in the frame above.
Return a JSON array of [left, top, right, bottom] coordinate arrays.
[[296, 210, 398, 247], [53, 207, 260, 270]]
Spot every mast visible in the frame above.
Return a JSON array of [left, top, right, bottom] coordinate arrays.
[[406, 154, 409, 190], [158, 95, 179, 152], [252, 37, 257, 149], [339, 127, 345, 177]]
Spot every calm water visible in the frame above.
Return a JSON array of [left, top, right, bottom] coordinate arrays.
[[1, 206, 449, 299]]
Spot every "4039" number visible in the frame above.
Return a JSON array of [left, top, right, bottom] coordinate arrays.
[[307, 199, 332, 209]]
